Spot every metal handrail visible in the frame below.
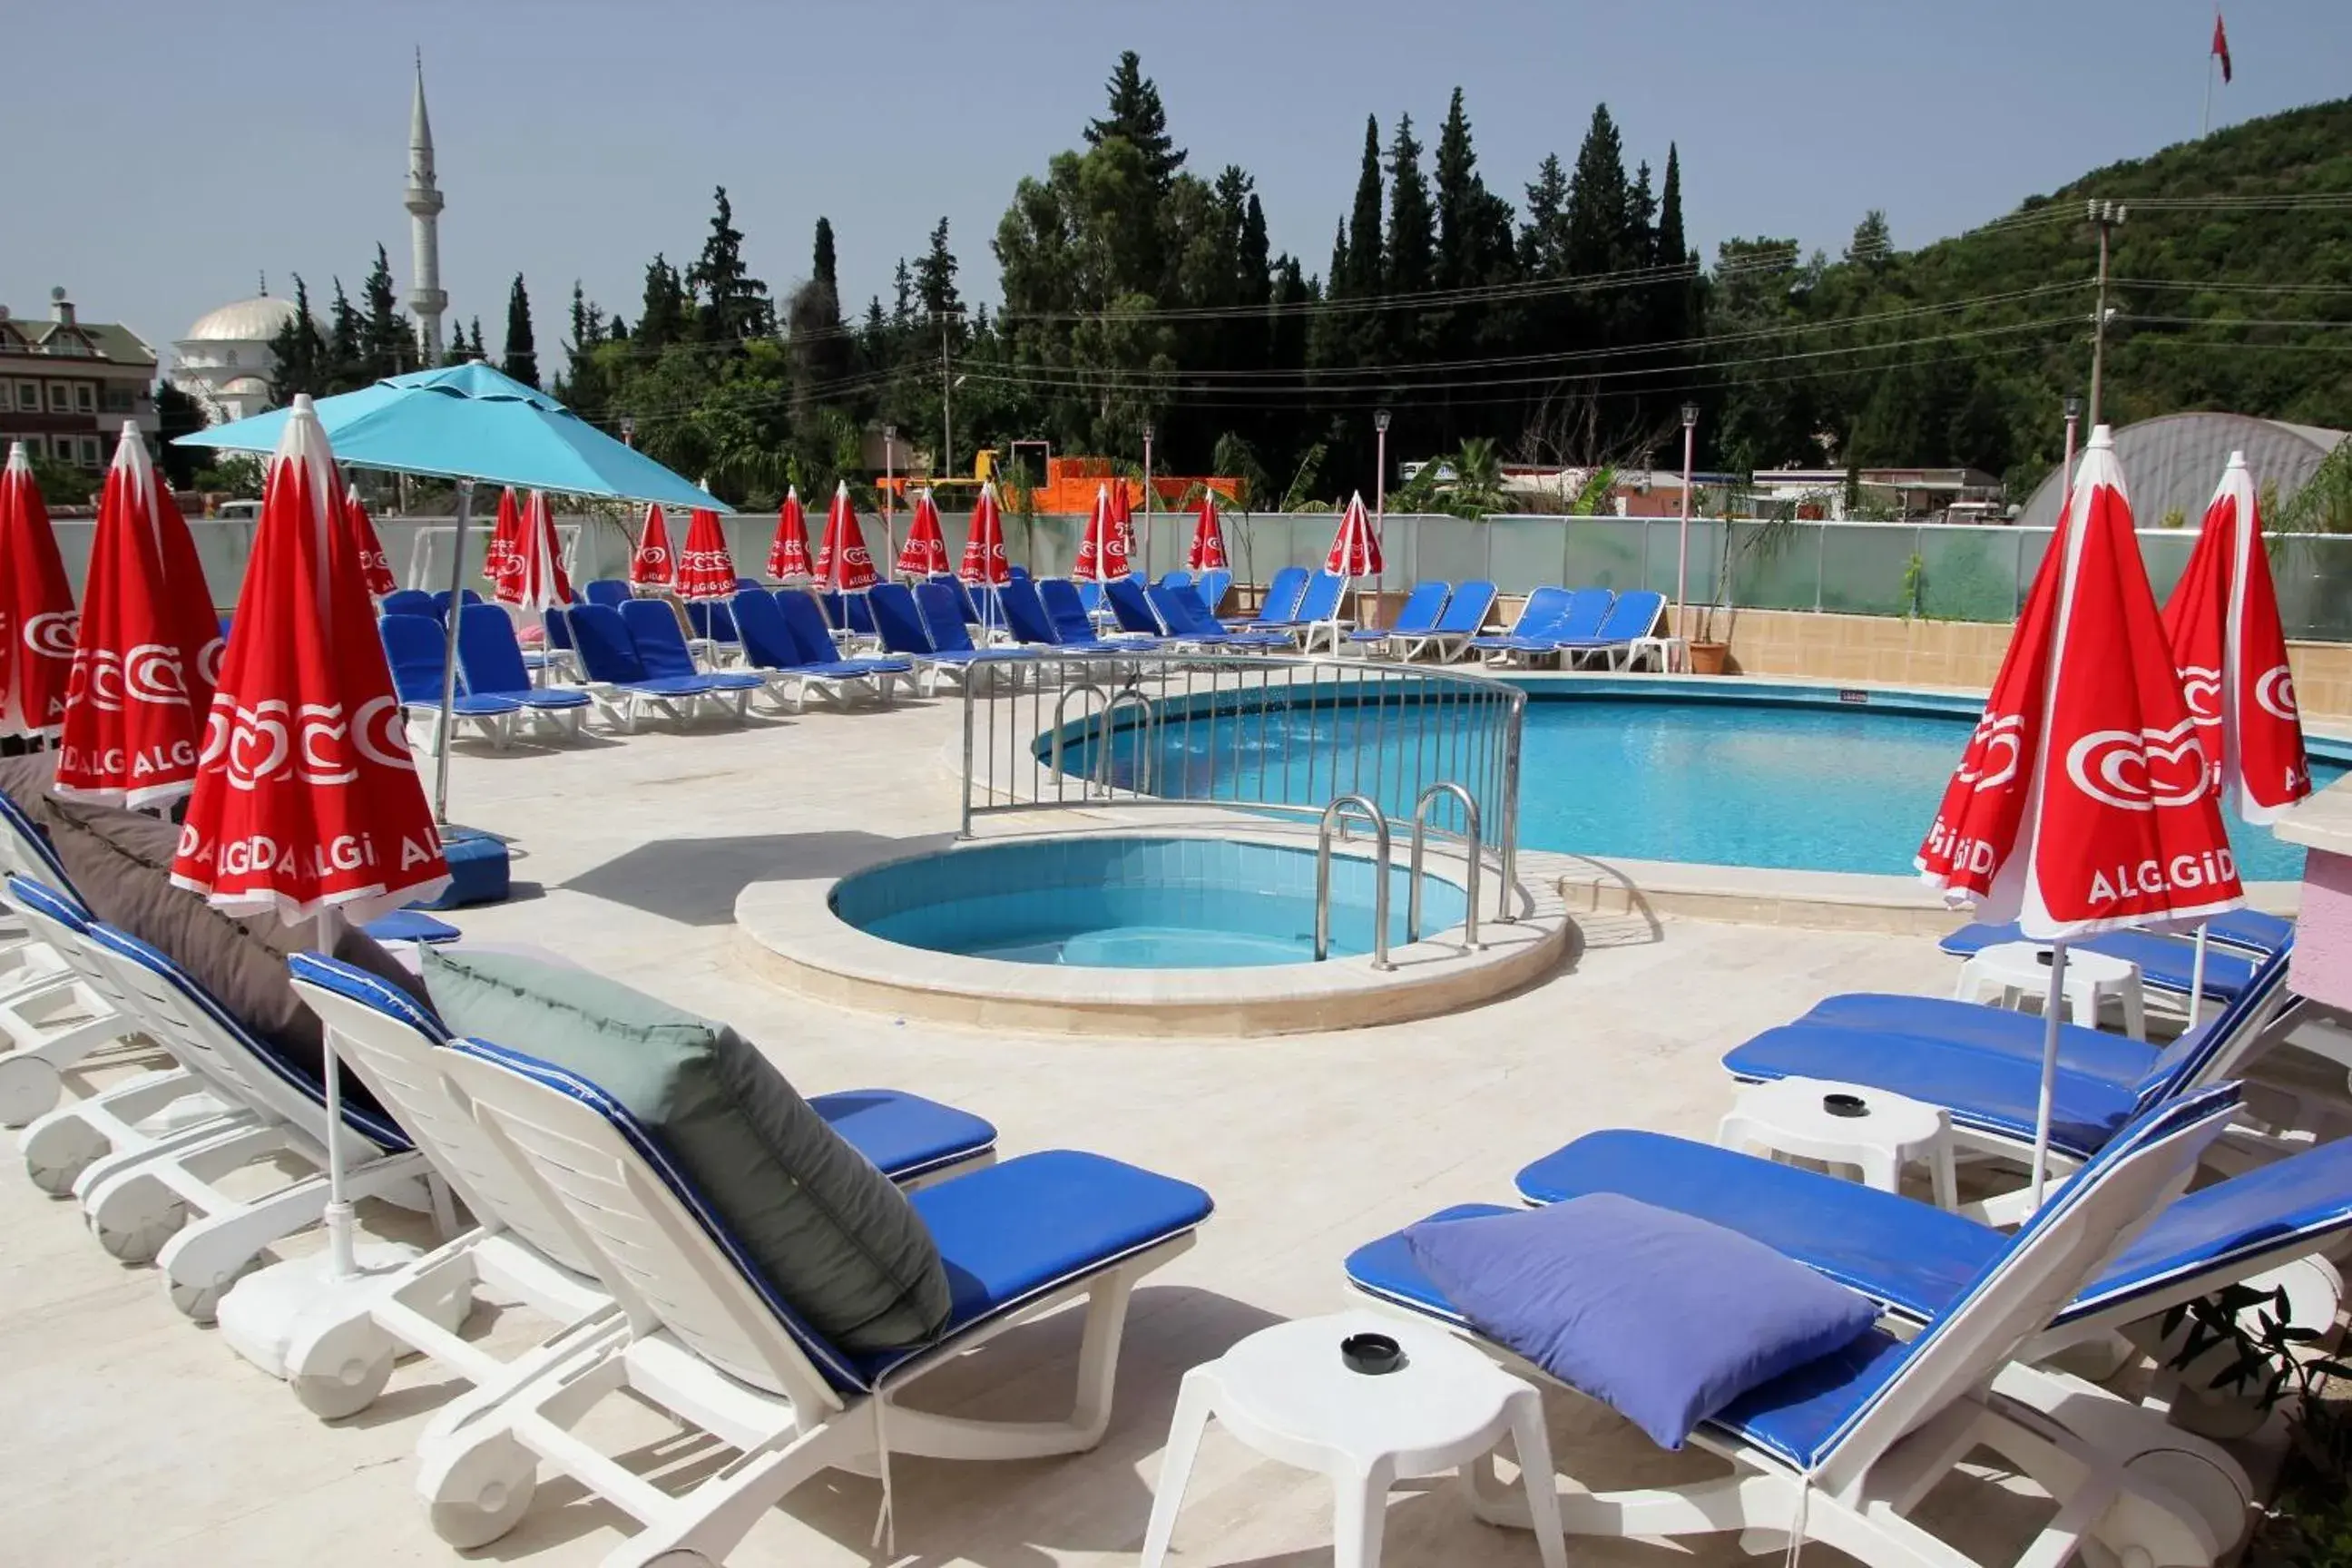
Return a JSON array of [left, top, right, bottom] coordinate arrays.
[[1315, 794, 1393, 970], [1044, 681, 1108, 783], [1408, 783, 1481, 949], [1095, 688, 1156, 795]]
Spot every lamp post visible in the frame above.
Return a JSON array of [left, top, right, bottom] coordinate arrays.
[[618, 416, 635, 449], [1674, 401, 1699, 651], [1142, 421, 1155, 578], [1373, 407, 1391, 524], [882, 423, 898, 567], [2061, 396, 2082, 511]]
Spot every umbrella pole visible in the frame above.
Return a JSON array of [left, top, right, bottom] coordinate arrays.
[[2029, 940, 2067, 1209], [316, 907, 357, 1280], [432, 479, 476, 823], [2189, 922, 2210, 1024]]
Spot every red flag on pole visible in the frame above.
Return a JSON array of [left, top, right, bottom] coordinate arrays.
[[2211, 11, 2231, 82]]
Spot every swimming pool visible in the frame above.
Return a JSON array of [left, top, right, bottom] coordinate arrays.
[[1060, 688, 2339, 880], [828, 835, 1467, 968]]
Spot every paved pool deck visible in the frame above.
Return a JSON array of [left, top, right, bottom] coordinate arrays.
[[3, 691, 2004, 1568]]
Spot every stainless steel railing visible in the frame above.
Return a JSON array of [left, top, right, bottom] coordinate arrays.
[[960, 651, 1523, 926], [1316, 795, 1392, 969]]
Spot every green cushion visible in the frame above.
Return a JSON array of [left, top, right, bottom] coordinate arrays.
[[421, 947, 950, 1351]]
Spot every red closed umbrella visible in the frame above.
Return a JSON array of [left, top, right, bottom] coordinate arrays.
[[54, 425, 223, 807], [815, 481, 878, 593], [897, 488, 949, 577], [485, 487, 526, 603], [630, 504, 675, 588], [1187, 493, 1230, 572], [676, 505, 737, 601], [959, 483, 1011, 587], [2161, 452, 2311, 824], [1916, 426, 2241, 1200], [1074, 485, 1131, 583], [174, 393, 448, 1341], [341, 484, 398, 599], [767, 487, 813, 581], [1323, 491, 1383, 577], [495, 490, 573, 612], [0, 442, 77, 740], [1110, 482, 1137, 565]]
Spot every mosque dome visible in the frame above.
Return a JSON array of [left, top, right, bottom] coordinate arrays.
[[182, 296, 312, 344]]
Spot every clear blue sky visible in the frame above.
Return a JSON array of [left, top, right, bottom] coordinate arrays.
[[8, 0, 2345, 368]]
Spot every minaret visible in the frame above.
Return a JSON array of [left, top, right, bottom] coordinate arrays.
[[404, 51, 448, 362]]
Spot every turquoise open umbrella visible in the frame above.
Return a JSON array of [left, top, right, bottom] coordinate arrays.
[[177, 363, 727, 818]]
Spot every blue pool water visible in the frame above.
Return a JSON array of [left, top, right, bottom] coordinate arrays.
[[1061, 692, 2338, 880], [830, 835, 1467, 967]]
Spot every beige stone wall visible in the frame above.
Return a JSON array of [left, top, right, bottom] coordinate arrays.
[[1681, 606, 2352, 719]]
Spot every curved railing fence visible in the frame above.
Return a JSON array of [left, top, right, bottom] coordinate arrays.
[[960, 653, 1523, 920]]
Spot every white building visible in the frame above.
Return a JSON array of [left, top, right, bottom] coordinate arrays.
[[168, 294, 313, 425]]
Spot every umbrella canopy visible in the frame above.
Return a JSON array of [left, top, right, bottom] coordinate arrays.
[[815, 482, 878, 593], [0, 442, 77, 739], [767, 487, 812, 581], [898, 488, 949, 577], [630, 504, 675, 588], [54, 425, 224, 807], [494, 490, 574, 612], [2161, 452, 2312, 825], [485, 487, 526, 602], [676, 505, 737, 600], [1187, 494, 1230, 571], [1074, 485, 1131, 583], [174, 362, 726, 512], [960, 483, 1010, 586], [1916, 427, 2242, 1203], [342, 484, 398, 598], [1324, 492, 1383, 578], [172, 394, 449, 921], [1110, 482, 1137, 564]]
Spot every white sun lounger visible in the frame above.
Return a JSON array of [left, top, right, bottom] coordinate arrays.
[[1346, 1084, 2250, 1568], [278, 953, 1002, 1420], [0, 799, 151, 1126], [6, 875, 440, 1319], [416, 1033, 1212, 1565]]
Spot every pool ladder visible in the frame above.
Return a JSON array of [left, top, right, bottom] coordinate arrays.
[[1314, 783, 1485, 967]]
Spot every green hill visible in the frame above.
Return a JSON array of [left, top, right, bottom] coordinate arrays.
[[1714, 97, 2352, 494]]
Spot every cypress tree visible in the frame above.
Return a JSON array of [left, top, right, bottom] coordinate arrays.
[[1653, 142, 1694, 345], [1563, 103, 1631, 281], [266, 274, 327, 401], [503, 273, 539, 387], [813, 216, 838, 296], [327, 279, 364, 387], [1345, 115, 1386, 299], [914, 217, 962, 319], [688, 186, 771, 345], [360, 244, 410, 377], [1385, 113, 1435, 297], [636, 255, 687, 350], [468, 317, 485, 361]]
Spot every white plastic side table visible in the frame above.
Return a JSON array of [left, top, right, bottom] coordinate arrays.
[[1955, 940, 2147, 1041], [1718, 1076, 1959, 1210], [1140, 1309, 1566, 1568]]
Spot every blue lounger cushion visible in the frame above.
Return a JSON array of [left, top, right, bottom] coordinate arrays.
[[1401, 1194, 1877, 1450], [362, 909, 463, 945], [1796, 994, 2168, 1085], [1721, 1024, 2144, 1159], [1936, 924, 2259, 999], [858, 1148, 1213, 1383], [1512, 1128, 2352, 1331]]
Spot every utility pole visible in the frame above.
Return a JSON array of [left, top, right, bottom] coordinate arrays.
[[2086, 200, 2126, 429]]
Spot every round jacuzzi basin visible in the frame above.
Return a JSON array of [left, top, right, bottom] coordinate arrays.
[[828, 835, 1467, 968]]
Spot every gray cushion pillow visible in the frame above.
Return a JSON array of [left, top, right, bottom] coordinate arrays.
[[420, 946, 950, 1352], [0, 751, 436, 1121]]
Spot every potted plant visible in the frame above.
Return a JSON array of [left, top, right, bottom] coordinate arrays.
[[1686, 500, 1794, 676]]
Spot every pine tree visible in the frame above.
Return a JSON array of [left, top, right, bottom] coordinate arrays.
[[1846, 209, 1894, 270], [687, 186, 771, 345], [1385, 113, 1435, 297], [360, 244, 411, 378], [1519, 154, 1571, 276], [636, 255, 687, 349], [569, 281, 590, 351], [327, 279, 365, 386], [1083, 51, 1184, 193], [265, 275, 327, 402], [914, 217, 961, 320], [503, 273, 539, 387], [1434, 89, 1489, 289], [1563, 103, 1631, 281], [1345, 115, 1386, 299], [468, 317, 485, 361]]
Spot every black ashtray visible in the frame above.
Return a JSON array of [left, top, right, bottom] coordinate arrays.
[[2036, 949, 2056, 968], [1341, 1332, 1405, 1376], [1823, 1093, 1869, 1119]]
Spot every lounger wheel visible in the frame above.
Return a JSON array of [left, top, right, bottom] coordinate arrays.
[[90, 1184, 188, 1263], [2093, 1461, 2237, 1568], [0, 1053, 62, 1127], [22, 1117, 105, 1195], [166, 1253, 262, 1323], [421, 1431, 537, 1548], [289, 1317, 400, 1419], [2121, 1450, 2252, 1554]]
